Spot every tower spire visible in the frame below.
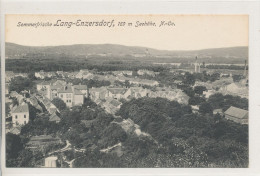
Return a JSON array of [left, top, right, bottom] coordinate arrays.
[[243, 60, 247, 77]]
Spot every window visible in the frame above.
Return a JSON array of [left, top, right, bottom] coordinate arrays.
[[67, 100, 69, 102], [69, 100, 71, 103], [15, 115, 18, 119], [61, 94, 63, 98], [24, 115, 26, 118], [24, 121, 26, 124]]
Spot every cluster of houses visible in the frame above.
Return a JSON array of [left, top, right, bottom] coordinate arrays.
[[35, 69, 160, 87], [36, 80, 87, 107], [137, 69, 159, 77], [88, 86, 190, 114], [5, 67, 250, 136], [6, 90, 62, 134]]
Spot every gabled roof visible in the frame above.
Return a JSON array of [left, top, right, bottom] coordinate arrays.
[[57, 85, 73, 93], [107, 88, 127, 95], [106, 98, 122, 107], [74, 85, 87, 90], [89, 87, 107, 93], [49, 113, 61, 122], [12, 103, 29, 114], [224, 106, 248, 119], [74, 89, 85, 95], [10, 126, 22, 134]]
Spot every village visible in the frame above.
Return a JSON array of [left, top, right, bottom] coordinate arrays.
[[5, 59, 249, 167]]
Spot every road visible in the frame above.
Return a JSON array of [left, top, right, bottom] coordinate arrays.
[[48, 140, 71, 155]]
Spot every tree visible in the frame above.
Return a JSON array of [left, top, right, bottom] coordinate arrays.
[[210, 72, 220, 82], [183, 72, 195, 86], [182, 86, 195, 97], [6, 133, 23, 159], [232, 74, 243, 82], [125, 80, 130, 88], [188, 96, 206, 105], [52, 98, 67, 111], [194, 86, 207, 95], [9, 76, 34, 93], [199, 102, 213, 114]]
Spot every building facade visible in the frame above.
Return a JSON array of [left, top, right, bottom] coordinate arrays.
[[12, 103, 30, 127]]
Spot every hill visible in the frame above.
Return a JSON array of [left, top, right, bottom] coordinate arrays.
[[5, 43, 248, 63]]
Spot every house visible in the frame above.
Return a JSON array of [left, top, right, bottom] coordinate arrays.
[[89, 87, 108, 101], [224, 106, 248, 124], [73, 88, 85, 106], [123, 87, 149, 99], [113, 70, 133, 76], [102, 97, 122, 114], [55, 85, 86, 107], [221, 82, 248, 99], [149, 89, 189, 105], [75, 69, 94, 79], [213, 109, 224, 116], [27, 96, 43, 112], [35, 70, 46, 79], [44, 156, 58, 168], [35, 95, 59, 114], [137, 69, 156, 77], [57, 85, 74, 107], [117, 76, 159, 87], [49, 113, 61, 123], [106, 87, 127, 100], [56, 71, 65, 78], [67, 72, 78, 79], [12, 103, 29, 127], [35, 71, 56, 79], [37, 81, 87, 107], [74, 84, 88, 95]]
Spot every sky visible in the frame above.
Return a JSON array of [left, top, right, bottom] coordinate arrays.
[[5, 15, 248, 51]]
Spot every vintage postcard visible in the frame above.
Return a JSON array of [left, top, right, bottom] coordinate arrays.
[[3, 14, 249, 168], [1, 1, 260, 173]]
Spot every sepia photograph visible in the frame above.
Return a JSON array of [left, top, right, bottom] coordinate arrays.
[[4, 14, 249, 168]]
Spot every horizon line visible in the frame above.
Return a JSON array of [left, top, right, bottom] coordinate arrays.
[[5, 42, 248, 52]]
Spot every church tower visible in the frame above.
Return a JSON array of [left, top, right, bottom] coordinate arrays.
[[194, 56, 200, 73]]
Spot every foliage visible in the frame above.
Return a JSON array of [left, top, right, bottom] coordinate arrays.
[[188, 96, 206, 105], [199, 102, 213, 114], [20, 114, 59, 137], [208, 93, 248, 111], [232, 74, 244, 82], [52, 97, 67, 111], [117, 97, 248, 167], [6, 133, 23, 160], [194, 86, 207, 95], [183, 72, 196, 86], [9, 76, 34, 93], [182, 86, 195, 97]]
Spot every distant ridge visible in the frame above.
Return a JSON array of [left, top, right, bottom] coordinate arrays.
[[5, 42, 248, 63]]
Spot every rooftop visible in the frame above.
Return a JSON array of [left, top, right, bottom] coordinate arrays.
[[224, 106, 248, 119], [12, 103, 29, 113]]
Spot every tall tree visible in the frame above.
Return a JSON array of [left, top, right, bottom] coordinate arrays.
[[52, 98, 67, 111]]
